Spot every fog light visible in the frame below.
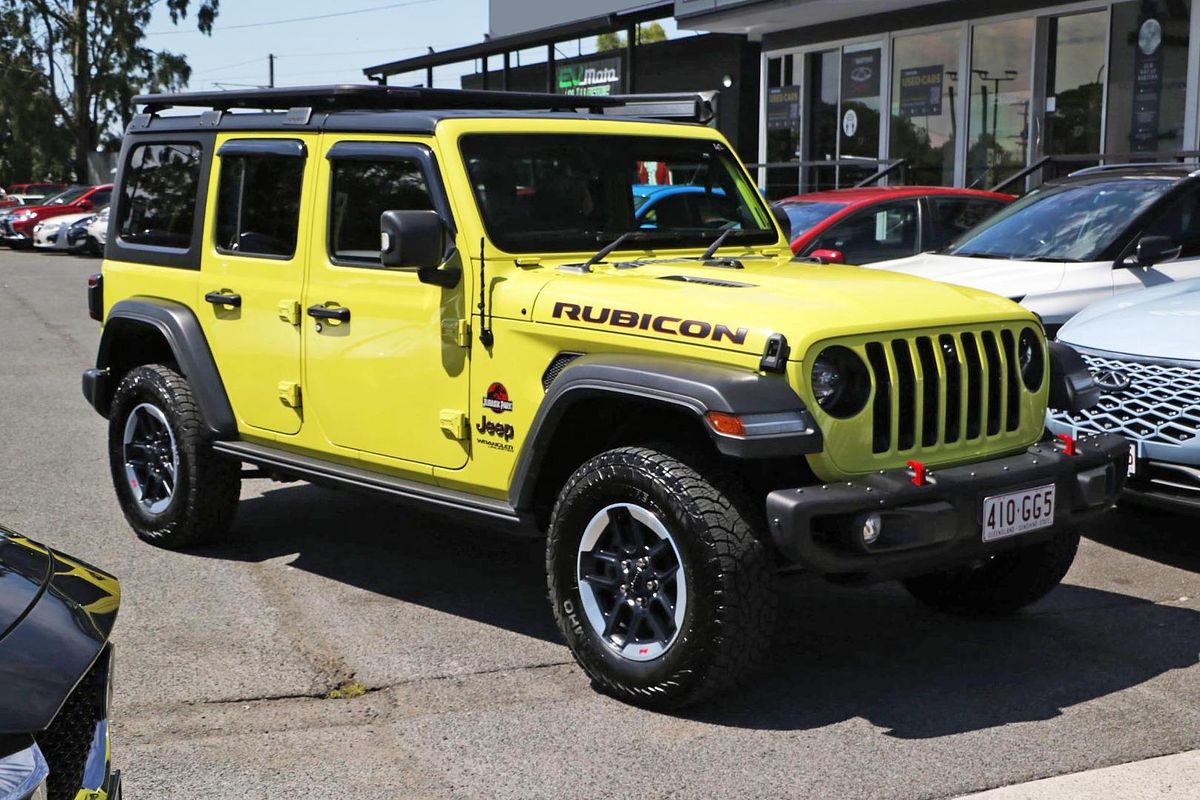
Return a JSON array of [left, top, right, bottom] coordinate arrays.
[[861, 513, 882, 545]]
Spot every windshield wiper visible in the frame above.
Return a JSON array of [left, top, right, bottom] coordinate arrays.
[[580, 231, 636, 271], [700, 223, 739, 260]]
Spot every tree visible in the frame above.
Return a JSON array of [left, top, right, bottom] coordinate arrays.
[[596, 22, 668, 52], [3, 1, 220, 183]]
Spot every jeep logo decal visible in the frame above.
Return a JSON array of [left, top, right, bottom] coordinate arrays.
[[552, 302, 748, 345]]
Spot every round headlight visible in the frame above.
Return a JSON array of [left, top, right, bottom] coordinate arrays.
[[810, 345, 870, 418], [1018, 327, 1045, 391]]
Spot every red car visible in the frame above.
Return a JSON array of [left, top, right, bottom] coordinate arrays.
[[1, 184, 112, 248], [774, 186, 1013, 264]]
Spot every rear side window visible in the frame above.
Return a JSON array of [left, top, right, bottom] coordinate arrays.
[[216, 150, 306, 258], [329, 159, 433, 265], [929, 197, 1006, 251], [118, 143, 201, 249]]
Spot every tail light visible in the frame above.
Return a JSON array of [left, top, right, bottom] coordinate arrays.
[[87, 273, 103, 322]]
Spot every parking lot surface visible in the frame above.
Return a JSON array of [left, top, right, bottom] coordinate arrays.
[[1, 247, 1198, 799]]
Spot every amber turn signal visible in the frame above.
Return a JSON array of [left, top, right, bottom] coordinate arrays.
[[706, 411, 746, 436]]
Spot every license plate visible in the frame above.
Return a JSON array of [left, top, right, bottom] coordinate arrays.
[[982, 484, 1056, 542], [1127, 442, 1139, 477]]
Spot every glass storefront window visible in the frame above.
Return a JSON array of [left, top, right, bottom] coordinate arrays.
[[805, 49, 840, 191], [764, 54, 800, 199], [1106, 0, 1192, 157], [967, 18, 1034, 188], [1045, 11, 1107, 164], [890, 29, 962, 186], [838, 42, 883, 186]]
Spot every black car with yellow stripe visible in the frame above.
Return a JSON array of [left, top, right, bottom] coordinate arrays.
[[0, 524, 120, 800]]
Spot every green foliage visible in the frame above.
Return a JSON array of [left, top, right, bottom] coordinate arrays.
[[596, 22, 668, 52], [0, 1, 219, 184]]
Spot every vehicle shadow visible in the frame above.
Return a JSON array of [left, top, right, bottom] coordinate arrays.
[[195, 481, 1200, 738], [1085, 504, 1200, 574]]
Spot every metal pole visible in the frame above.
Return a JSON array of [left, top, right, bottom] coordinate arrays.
[[269, 53, 275, 88], [547, 43, 556, 93]]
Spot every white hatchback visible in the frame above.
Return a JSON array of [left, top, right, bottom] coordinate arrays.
[[870, 165, 1200, 333]]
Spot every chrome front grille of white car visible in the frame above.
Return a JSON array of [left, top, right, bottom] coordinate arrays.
[[1048, 354, 1200, 445]]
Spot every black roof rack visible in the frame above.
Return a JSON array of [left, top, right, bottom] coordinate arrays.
[[132, 84, 627, 115]]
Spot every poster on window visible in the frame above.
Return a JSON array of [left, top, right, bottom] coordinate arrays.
[[766, 85, 801, 132], [841, 49, 881, 100], [899, 65, 944, 117], [1131, 17, 1163, 152]]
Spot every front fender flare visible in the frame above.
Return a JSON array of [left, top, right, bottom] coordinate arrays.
[[508, 353, 821, 510]]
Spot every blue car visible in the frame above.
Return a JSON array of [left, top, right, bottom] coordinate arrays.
[[1047, 278, 1200, 512], [632, 185, 734, 229]]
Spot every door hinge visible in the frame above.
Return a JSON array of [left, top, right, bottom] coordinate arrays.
[[441, 318, 471, 348], [439, 410, 469, 440], [278, 300, 301, 325], [278, 381, 302, 408]]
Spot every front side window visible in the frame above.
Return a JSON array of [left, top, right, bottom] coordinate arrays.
[[809, 200, 920, 264], [1139, 187, 1200, 258], [118, 143, 201, 249], [328, 158, 434, 265], [216, 152, 305, 258], [945, 178, 1174, 261], [460, 133, 775, 253]]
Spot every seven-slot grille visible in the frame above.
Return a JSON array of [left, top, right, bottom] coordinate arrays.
[[1048, 353, 1200, 445], [861, 328, 1030, 455]]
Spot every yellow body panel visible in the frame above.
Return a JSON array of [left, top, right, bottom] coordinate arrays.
[[101, 114, 1050, 493], [197, 131, 315, 436]]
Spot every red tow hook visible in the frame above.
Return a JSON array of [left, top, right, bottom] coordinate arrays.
[[1056, 433, 1077, 456], [906, 459, 928, 487]]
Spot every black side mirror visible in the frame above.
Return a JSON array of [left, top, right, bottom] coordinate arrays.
[[380, 209, 461, 288], [771, 204, 792, 244], [1129, 235, 1182, 269]]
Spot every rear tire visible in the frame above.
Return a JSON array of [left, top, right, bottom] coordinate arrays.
[[107, 364, 240, 548], [902, 528, 1080, 616], [547, 446, 776, 708]]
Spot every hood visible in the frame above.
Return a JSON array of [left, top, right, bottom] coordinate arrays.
[[1058, 278, 1200, 362], [0, 525, 119, 733], [867, 252, 1066, 300], [38, 212, 93, 227], [528, 254, 1033, 360]]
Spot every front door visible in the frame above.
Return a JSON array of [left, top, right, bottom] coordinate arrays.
[[199, 135, 312, 435], [1114, 185, 1200, 295], [302, 137, 470, 469]]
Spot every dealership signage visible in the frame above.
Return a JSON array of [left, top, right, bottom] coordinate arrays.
[[899, 65, 944, 117], [1131, 17, 1163, 152], [556, 55, 624, 96], [766, 85, 801, 132], [841, 49, 881, 100]]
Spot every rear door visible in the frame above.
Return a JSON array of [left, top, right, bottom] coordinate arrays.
[[199, 135, 313, 435]]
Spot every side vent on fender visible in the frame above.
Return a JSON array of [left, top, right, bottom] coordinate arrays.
[[542, 352, 583, 391]]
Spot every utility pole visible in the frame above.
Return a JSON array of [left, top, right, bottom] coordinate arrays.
[[269, 54, 275, 88]]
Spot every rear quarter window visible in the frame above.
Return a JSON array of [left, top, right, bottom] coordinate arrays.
[[118, 143, 202, 250]]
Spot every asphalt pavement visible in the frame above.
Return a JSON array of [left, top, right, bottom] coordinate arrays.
[[1, 247, 1198, 799]]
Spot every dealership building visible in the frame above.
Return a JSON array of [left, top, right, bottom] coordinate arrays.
[[366, 0, 1200, 196]]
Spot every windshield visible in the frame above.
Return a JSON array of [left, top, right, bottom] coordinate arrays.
[[41, 186, 88, 206], [945, 178, 1174, 261], [460, 134, 777, 253], [777, 201, 848, 238]]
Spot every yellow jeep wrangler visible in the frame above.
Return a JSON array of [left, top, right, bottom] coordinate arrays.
[[83, 85, 1126, 707]]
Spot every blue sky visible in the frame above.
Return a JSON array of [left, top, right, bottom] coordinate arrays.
[[146, 0, 491, 90]]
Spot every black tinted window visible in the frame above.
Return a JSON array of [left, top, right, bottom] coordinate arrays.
[[1140, 187, 1200, 258], [216, 152, 305, 258], [809, 200, 920, 264], [329, 159, 433, 265], [929, 197, 1006, 251], [118, 143, 201, 249]]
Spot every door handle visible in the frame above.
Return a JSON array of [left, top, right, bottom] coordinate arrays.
[[205, 291, 242, 308], [306, 304, 350, 322]]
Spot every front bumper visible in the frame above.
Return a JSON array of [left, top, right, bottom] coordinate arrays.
[[765, 433, 1128, 579]]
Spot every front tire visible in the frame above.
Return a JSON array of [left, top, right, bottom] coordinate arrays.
[[547, 446, 776, 708], [902, 528, 1080, 616], [107, 364, 241, 548]]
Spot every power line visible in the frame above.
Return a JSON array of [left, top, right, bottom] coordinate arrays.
[[144, 0, 437, 36]]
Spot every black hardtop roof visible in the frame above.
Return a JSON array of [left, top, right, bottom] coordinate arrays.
[[127, 85, 716, 135], [133, 84, 626, 115]]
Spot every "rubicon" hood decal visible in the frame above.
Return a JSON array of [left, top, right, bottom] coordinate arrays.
[[552, 302, 748, 345]]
